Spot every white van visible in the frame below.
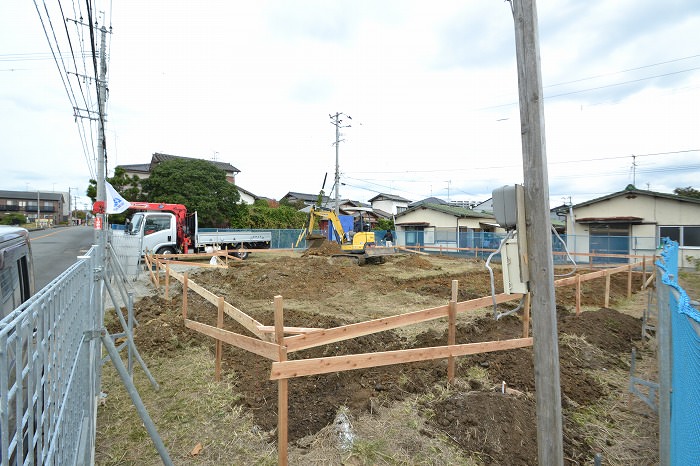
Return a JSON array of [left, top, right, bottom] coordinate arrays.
[[0, 226, 35, 319]]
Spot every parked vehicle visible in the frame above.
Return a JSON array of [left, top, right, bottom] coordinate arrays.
[[93, 201, 271, 258], [0, 226, 35, 319]]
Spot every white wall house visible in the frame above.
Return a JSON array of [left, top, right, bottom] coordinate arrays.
[[368, 193, 412, 216], [566, 187, 700, 267], [394, 203, 502, 251]]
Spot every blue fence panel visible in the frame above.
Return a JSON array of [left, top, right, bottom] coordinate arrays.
[[657, 239, 700, 466]]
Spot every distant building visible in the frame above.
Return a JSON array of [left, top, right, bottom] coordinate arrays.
[[0, 190, 66, 224], [368, 193, 412, 215]]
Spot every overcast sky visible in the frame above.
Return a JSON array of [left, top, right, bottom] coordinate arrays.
[[2, 0, 699, 209]]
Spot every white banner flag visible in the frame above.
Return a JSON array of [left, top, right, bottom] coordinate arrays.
[[105, 181, 132, 214]]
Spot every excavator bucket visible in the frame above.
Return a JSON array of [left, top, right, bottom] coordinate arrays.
[[306, 234, 328, 249]]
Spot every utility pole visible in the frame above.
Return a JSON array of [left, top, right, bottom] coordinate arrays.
[[95, 24, 108, 253], [510, 1, 564, 464], [329, 112, 351, 216]]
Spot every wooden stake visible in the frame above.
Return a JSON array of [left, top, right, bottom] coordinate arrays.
[[447, 280, 458, 384], [604, 270, 611, 308], [274, 296, 288, 466], [641, 255, 647, 288], [575, 274, 582, 316], [627, 263, 632, 298], [215, 296, 224, 382], [523, 292, 531, 337], [182, 273, 188, 319], [165, 263, 171, 302]]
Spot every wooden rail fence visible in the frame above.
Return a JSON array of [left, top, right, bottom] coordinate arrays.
[[143, 252, 654, 465]]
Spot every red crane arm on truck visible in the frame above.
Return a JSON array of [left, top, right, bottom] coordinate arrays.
[[92, 201, 192, 253]]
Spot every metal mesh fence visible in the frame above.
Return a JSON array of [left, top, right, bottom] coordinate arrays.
[[108, 230, 143, 280], [0, 248, 98, 465], [656, 239, 700, 466]]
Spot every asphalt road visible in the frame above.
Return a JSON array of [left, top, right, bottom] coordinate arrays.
[[29, 225, 96, 292]]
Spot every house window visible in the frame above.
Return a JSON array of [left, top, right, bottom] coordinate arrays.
[[396, 206, 406, 213], [659, 226, 700, 247]]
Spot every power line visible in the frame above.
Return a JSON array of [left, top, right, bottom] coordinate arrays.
[[345, 149, 700, 175]]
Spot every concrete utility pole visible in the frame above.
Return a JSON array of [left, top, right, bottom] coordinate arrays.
[[329, 112, 351, 216], [95, 24, 108, 252], [510, 1, 564, 464]]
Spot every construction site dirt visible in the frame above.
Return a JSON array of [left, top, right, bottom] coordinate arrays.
[[97, 251, 659, 465]]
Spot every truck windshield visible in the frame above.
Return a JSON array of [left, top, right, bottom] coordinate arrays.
[[129, 214, 144, 235]]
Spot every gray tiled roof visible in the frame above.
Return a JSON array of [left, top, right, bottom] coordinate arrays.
[[0, 190, 64, 201]]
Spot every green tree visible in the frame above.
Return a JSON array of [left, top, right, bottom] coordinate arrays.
[[1, 213, 26, 225], [375, 218, 395, 231], [142, 158, 241, 227], [86, 167, 144, 204], [241, 201, 306, 229], [674, 186, 700, 199]]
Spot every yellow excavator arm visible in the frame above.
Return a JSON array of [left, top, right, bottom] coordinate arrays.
[[295, 206, 375, 253]]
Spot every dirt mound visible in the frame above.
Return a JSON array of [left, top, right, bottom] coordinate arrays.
[[426, 391, 538, 465], [394, 254, 434, 269], [301, 240, 342, 256], [559, 307, 642, 354]]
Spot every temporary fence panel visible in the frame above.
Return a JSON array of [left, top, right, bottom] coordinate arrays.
[[0, 249, 98, 465], [656, 239, 700, 466], [109, 230, 143, 280]]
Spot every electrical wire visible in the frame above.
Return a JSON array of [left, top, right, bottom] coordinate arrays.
[[552, 225, 577, 277]]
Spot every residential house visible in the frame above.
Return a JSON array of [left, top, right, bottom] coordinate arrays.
[[368, 193, 412, 215], [394, 203, 502, 250], [116, 153, 261, 203], [0, 190, 66, 224], [280, 192, 331, 208], [565, 186, 700, 267]]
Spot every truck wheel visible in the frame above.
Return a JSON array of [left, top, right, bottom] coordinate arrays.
[[233, 250, 248, 260], [156, 246, 176, 255]]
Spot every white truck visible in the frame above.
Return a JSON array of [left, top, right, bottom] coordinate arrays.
[[95, 201, 271, 258]]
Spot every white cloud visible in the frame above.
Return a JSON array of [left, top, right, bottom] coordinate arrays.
[[1, 0, 699, 210]]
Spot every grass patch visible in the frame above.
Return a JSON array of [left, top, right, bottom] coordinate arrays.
[[96, 346, 275, 465]]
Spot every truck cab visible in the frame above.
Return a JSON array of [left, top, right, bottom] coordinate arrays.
[[129, 211, 179, 255], [0, 226, 35, 319]]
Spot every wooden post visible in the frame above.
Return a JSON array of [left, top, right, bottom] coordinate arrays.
[[604, 270, 611, 308], [447, 280, 458, 384], [641, 255, 647, 289], [522, 292, 531, 338], [575, 274, 582, 316], [512, 0, 564, 463], [274, 296, 289, 466], [627, 263, 633, 298], [155, 256, 160, 288], [215, 296, 224, 382], [182, 273, 189, 319], [164, 263, 171, 302]]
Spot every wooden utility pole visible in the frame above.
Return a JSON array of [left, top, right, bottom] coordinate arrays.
[[510, 1, 564, 464]]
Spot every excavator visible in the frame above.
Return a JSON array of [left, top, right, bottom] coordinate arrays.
[[295, 205, 396, 265]]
